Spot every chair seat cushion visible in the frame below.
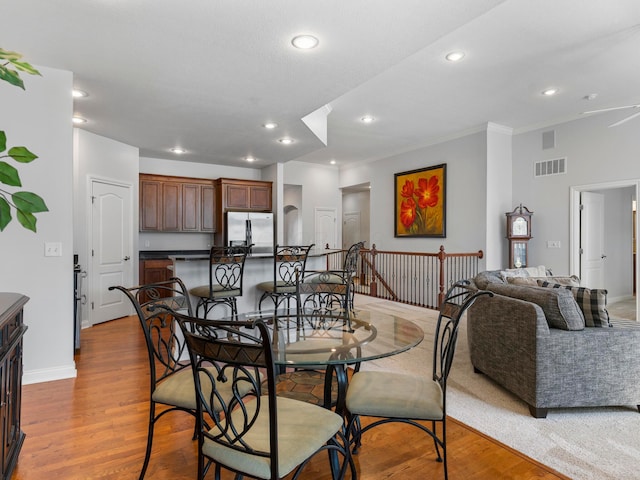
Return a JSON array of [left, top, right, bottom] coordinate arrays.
[[345, 370, 443, 420], [202, 396, 343, 479], [256, 281, 296, 294], [190, 284, 240, 299], [305, 272, 346, 285], [153, 367, 259, 412]]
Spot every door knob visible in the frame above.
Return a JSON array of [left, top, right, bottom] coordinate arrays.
[[601, 254, 607, 259], [124, 256, 130, 261]]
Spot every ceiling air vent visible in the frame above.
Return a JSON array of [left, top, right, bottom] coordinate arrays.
[[534, 157, 566, 178]]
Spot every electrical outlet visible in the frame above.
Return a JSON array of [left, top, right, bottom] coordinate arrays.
[[45, 242, 63, 257], [546, 240, 561, 249]]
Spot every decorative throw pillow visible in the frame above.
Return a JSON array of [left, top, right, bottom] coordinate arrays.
[[506, 276, 540, 286], [486, 283, 585, 331], [546, 275, 581, 287], [500, 265, 547, 282], [537, 281, 610, 327]]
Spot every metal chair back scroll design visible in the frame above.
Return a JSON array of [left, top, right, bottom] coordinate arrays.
[[172, 312, 355, 480], [257, 244, 314, 313], [189, 245, 250, 319], [344, 280, 493, 480], [109, 278, 195, 480]]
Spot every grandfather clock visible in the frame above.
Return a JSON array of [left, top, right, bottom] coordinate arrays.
[[506, 204, 533, 268]]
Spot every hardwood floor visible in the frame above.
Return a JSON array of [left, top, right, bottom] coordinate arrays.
[[13, 315, 569, 480]]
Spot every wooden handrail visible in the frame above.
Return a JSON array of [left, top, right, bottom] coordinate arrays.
[[324, 245, 483, 309]]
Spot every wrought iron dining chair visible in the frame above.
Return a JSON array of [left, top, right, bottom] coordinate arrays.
[[344, 280, 492, 480], [299, 241, 364, 316], [109, 278, 256, 480], [188, 245, 250, 319], [256, 244, 314, 313], [268, 272, 352, 408], [172, 312, 355, 480]]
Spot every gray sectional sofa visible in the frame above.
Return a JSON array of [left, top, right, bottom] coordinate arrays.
[[467, 269, 640, 418]]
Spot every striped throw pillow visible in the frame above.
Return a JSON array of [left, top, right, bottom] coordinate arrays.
[[537, 281, 611, 327]]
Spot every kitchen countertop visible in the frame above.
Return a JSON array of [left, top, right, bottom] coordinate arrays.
[[170, 249, 338, 261], [139, 249, 208, 260], [142, 248, 341, 261]]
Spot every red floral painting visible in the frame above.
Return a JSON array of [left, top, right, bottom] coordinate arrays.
[[394, 164, 446, 237]]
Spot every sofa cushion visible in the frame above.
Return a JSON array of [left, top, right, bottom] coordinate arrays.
[[508, 275, 580, 287], [499, 265, 548, 282], [472, 270, 505, 289], [485, 283, 585, 331], [537, 281, 611, 327]]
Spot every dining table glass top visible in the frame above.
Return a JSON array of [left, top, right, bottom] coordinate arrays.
[[237, 308, 425, 367]]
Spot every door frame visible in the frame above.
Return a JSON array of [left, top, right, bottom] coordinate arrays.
[[86, 176, 135, 327], [570, 179, 640, 319]]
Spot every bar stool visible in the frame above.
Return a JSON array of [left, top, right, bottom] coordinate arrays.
[[256, 244, 314, 313], [189, 245, 249, 319]]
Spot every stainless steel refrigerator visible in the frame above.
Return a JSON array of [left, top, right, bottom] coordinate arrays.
[[226, 211, 274, 254]]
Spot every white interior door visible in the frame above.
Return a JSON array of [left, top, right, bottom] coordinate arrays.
[[580, 191, 605, 288], [91, 180, 133, 325], [315, 207, 337, 249], [343, 211, 361, 249]]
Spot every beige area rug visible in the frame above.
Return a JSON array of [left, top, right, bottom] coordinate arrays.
[[354, 295, 640, 480]]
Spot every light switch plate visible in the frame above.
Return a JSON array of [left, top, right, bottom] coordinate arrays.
[[45, 242, 62, 257], [546, 240, 561, 248]]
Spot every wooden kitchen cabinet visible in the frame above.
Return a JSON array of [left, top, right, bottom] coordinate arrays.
[[139, 259, 173, 285], [213, 178, 272, 245], [139, 174, 215, 232], [215, 178, 272, 212], [0, 293, 28, 480]]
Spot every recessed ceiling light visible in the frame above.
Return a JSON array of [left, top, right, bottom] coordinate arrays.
[[330, 160, 336, 165], [72, 89, 88, 98], [263, 122, 278, 129], [584, 93, 598, 100], [170, 147, 186, 154], [72, 116, 87, 124], [361, 115, 375, 124], [542, 88, 558, 96], [291, 35, 319, 49], [445, 51, 465, 62], [279, 137, 294, 145], [245, 156, 255, 162]]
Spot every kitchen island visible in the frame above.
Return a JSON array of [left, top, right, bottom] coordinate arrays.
[[169, 248, 336, 317]]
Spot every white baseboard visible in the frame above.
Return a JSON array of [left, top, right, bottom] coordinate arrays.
[[608, 294, 635, 304], [23, 364, 77, 385]]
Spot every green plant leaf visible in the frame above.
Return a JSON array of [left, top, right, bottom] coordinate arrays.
[[0, 161, 21, 187], [13, 191, 49, 213], [11, 60, 41, 76], [0, 131, 5, 152], [0, 197, 11, 231], [0, 65, 25, 89], [8, 146, 38, 163], [16, 209, 36, 232], [0, 49, 22, 61]]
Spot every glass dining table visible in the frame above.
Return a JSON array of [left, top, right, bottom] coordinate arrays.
[[236, 308, 425, 415]]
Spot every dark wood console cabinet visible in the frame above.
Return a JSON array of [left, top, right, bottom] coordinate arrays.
[[0, 293, 28, 480], [139, 174, 215, 232]]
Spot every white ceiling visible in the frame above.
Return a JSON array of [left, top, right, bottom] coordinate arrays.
[[3, 0, 640, 168]]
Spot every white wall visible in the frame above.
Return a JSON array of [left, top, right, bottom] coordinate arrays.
[[339, 131, 488, 261], [0, 66, 76, 384], [602, 187, 634, 300], [283, 161, 341, 246], [74, 129, 139, 321], [486, 123, 513, 269], [512, 112, 640, 276]]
